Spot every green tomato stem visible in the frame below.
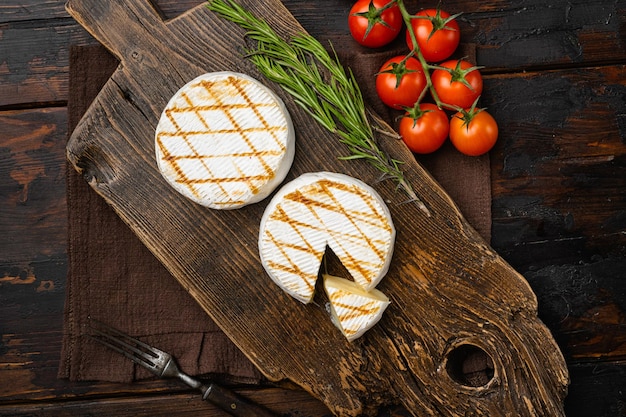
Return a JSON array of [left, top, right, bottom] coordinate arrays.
[[394, 0, 465, 114]]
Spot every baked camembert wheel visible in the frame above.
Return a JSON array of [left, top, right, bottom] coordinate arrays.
[[258, 172, 395, 304], [155, 72, 295, 209]]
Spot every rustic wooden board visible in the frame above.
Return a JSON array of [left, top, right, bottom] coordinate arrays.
[[65, 0, 568, 415]]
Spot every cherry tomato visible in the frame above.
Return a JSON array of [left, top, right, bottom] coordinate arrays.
[[348, 0, 403, 48], [405, 8, 460, 62], [432, 60, 483, 109], [375, 55, 427, 109], [399, 103, 449, 154], [449, 109, 498, 156]]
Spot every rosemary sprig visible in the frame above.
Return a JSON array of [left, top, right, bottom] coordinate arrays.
[[207, 0, 429, 214]]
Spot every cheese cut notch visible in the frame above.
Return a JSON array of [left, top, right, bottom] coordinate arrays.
[[258, 172, 396, 304], [323, 274, 390, 342], [155, 71, 295, 209]]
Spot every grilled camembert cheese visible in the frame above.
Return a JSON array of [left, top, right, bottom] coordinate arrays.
[[323, 274, 390, 342], [259, 172, 395, 304], [155, 72, 295, 209]]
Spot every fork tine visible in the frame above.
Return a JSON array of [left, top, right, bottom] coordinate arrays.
[[92, 320, 161, 355], [88, 321, 163, 375], [86, 320, 277, 416]]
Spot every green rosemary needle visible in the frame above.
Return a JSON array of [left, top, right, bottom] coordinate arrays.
[[206, 0, 428, 213]]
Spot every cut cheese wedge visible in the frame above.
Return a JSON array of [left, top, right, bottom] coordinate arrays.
[[259, 172, 395, 303], [155, 71, 295, 209], [323, 274, 390, 341]]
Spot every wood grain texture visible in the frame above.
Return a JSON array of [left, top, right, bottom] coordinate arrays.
[[292, 0, 626, 70], [64, 0, 568, 415], [487, 65, 626, 268], [0, 387, 331, 416], [0, 107, 67, 253], [0, 0, 204, 108], [1, 0, 625, 416], [2, 0, 624, 108], [481, 65, 626, 365]]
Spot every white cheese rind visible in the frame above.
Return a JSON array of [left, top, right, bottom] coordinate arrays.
[[323, 274, 390, 341], [155, 71, 295, 209], [258, 172, 395, 304]]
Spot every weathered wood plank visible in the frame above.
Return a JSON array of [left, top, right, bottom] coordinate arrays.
[[1, 0, 625, 108], [0, 19, 92, 107], [483, 65, 626, 364], [285, 0, 626, 69], [460, 0, 626, 69], [4, 330, 625, 416], [0, 109, 70, 403], [0, 107, 68, 261], [0, 1, 202, 108], [0, 386, 331, 416], [565, 362, 626, 416], [527, 256, 626, 362], [0, 0, 204, 23], [0, 1, 68, 23], [1, 361, 624, 417], [0, 109, 69, 383], [487, 65, 626, 270]]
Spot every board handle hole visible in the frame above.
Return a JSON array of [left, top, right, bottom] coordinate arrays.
[[445, 344, 495, 388]]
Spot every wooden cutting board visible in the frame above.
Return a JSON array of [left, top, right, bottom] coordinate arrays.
[[65, 0, 568, 415]]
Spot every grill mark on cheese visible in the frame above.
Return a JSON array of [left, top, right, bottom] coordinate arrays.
[[321, 273, 390, 340], [228, 77, 287, 153], [182, 91, 210, 131], [202, 77, 264, 195], [155, 74, 290, 205], [329, 290, 382, 332], [264, 179, 392, 288], [264, 206, 323, 294], [320, 179, 391, 286], [332, 297, 382, 319], [160, 101, 226, 200], [266, 224, 323, 292], [296, 187, 374, 285], [265, 260, 315, 294]]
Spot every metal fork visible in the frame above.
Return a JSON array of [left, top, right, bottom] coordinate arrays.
[[88, 319, 276, 417]]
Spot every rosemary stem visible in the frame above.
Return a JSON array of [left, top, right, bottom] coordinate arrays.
[[207, 0, 430, 214]]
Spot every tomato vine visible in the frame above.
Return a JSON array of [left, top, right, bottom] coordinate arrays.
[[351, 0, 499, 156]]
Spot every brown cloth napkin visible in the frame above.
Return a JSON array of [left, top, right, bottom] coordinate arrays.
[[59, 44, 262, 384], [59, 43, 491, 384]]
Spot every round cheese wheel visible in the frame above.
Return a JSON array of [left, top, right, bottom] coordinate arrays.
[[259, 172, 396, 304], [155, 72, 295, 209]]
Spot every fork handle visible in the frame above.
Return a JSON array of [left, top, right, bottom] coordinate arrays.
[[202, 383, 276, 417]]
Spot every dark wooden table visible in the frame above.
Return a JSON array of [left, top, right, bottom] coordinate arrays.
[[1, 0, 625, 416]]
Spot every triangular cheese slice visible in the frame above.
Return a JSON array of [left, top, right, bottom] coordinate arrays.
[[323, 274, 390, 341]]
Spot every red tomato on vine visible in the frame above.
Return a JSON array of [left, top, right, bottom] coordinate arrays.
[[405, 8, 461, 62], [449, 108, 498, 156], [375, 55, 427, 109], [399, 103, 449, 154], [432, 59, 484, 109], [348, 0, 403, 48]]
